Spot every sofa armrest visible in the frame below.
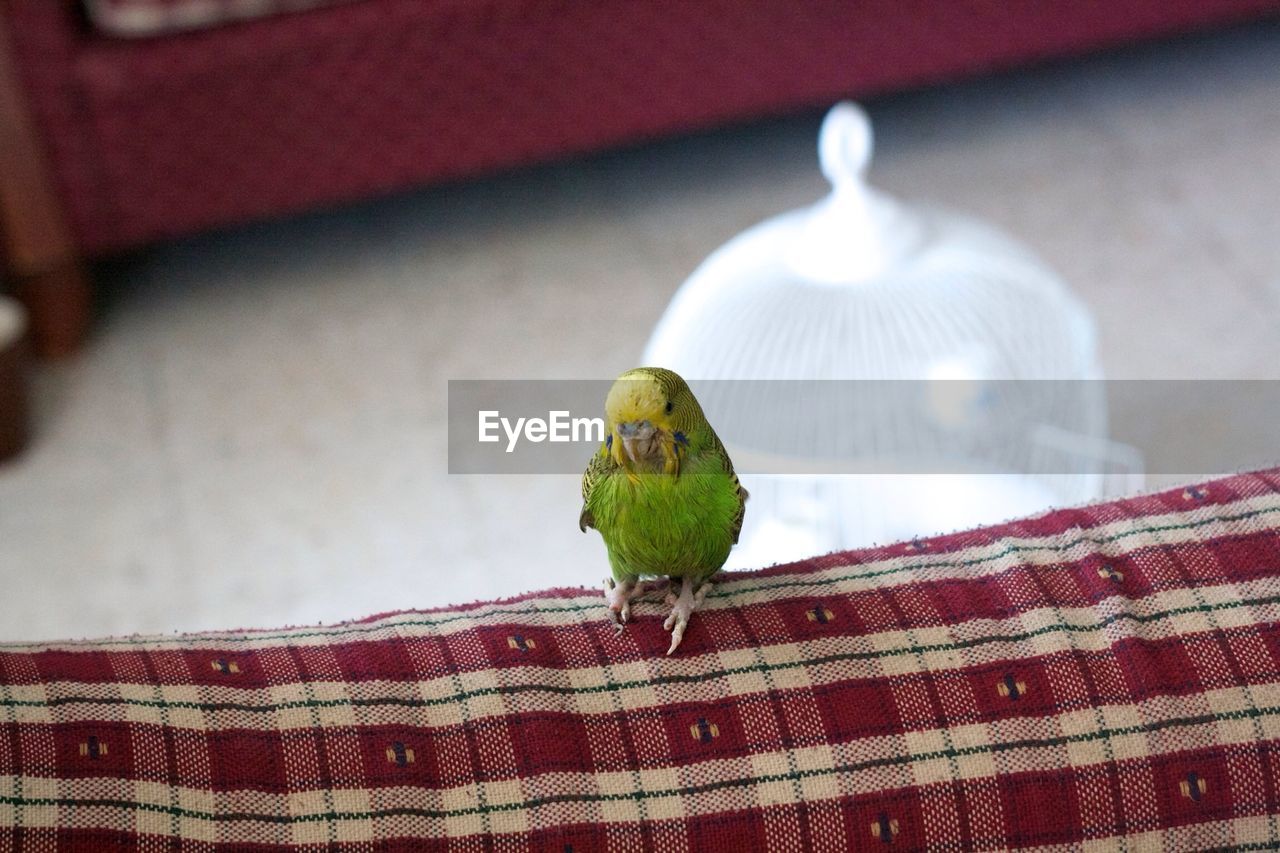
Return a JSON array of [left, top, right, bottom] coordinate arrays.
[[0, 7, 78, 272], [0, 2, 91, 355], [2, 469, 1280, 848]]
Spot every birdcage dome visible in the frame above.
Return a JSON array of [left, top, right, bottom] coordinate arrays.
[[642, 103, 1134, 566], [646, 103, 1098, 381]]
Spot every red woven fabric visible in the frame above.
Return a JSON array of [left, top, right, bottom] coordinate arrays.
[[5, 0, 1279, 254], [83, 0, 356, 38], [2, 469, 1280, 849]]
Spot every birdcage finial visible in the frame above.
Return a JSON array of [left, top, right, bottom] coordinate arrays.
[[819, 101, 873, 192], [787, 102, 919, 284]]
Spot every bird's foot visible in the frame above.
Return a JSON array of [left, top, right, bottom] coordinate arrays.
[[663, 578, 712, 655], [603, 578, 644, 632]]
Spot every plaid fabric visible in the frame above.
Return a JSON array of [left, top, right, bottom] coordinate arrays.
[[83, 0, 358, 37], [3, 470, 1280, 850]]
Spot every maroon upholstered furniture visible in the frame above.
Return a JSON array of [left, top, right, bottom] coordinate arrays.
[[2, 0, 1279, 355]]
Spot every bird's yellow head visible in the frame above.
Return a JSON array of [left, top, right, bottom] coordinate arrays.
[[604, 367, 701, 474]]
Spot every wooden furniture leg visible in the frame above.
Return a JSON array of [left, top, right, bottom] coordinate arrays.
[[10, 265, 91, 357], [0, 11, 90, 358]]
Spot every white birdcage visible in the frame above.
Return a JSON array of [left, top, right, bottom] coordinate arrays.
[[643, 102, 1141, 567]]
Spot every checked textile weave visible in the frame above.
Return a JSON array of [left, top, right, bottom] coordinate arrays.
[[3, 469, 1280, 849]]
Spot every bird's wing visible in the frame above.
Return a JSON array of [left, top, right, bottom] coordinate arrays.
[[730, 480, 748, 545], [579, 447, 615, 532], [709, 429, 749, 545]]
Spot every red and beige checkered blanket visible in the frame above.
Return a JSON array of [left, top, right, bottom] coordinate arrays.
[[3, 470, 1280, 850]]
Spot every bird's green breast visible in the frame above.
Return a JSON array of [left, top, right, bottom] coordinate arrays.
[[588, 451, 740, 581]]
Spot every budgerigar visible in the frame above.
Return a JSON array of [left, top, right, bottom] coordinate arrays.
[[579, 367, 747, 654]]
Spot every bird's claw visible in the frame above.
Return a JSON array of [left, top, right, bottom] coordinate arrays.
[[604, 577, 711, 651], [603, 577, 640, 632], [664, 581, 712, 655], [663, 611, 687, 655]]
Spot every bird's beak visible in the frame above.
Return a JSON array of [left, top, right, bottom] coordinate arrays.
[[616, 420, 655, 465]]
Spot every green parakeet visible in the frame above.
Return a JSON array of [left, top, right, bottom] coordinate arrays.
[[579, 367, 747, 654]]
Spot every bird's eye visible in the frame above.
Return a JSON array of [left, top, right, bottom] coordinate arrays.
[[665, 400, 674, 414]]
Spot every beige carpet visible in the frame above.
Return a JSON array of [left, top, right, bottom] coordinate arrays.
[[2, 22, 1279, 641]]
